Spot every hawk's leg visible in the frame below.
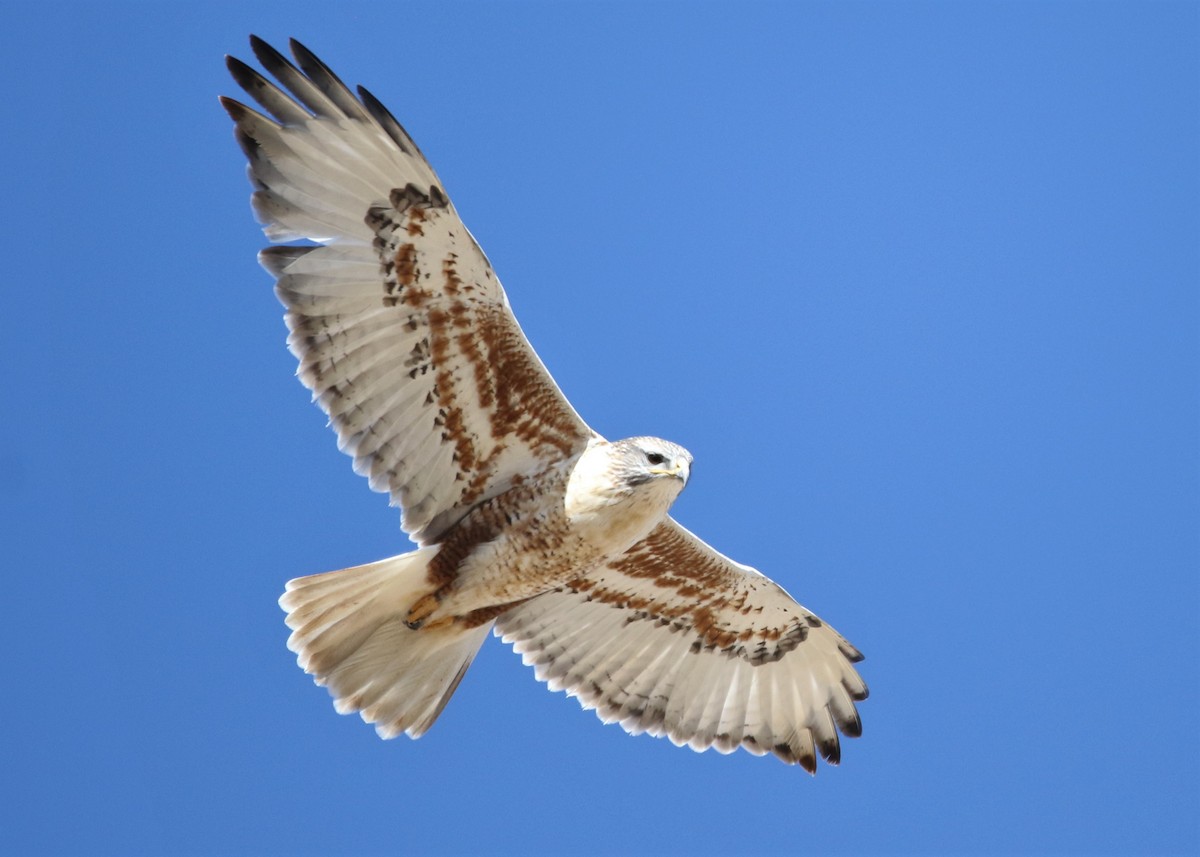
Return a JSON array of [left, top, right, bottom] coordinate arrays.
[[404, 589, 446, 630]]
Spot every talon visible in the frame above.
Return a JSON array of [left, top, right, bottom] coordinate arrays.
[[405, 592, 441, 629]]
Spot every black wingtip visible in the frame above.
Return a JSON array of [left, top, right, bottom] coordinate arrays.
[[358, 84, 424, 159], [288, 37, 318, 66], [772, 740, 818, 773], [218, 94, 247, 120], [289, 37, 346, 93], [225, 55, 259, 91], [841, 641, 866, 663], [839, 711, 863, 739], [816, 732, 842, 765], [260, 245, 316, 277], [250, 34, 296, 75], [287, 37, 365, 120]]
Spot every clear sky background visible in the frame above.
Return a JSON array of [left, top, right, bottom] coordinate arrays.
[[2, 2, 1197, 855]]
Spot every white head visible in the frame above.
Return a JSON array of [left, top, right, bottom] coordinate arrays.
[[605, 436, 692, 492], [565, 436, 692, 551]]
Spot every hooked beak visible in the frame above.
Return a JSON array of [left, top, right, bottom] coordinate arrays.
[[649, 460, 690, 484]]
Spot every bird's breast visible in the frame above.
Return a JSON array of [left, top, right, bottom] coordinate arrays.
[[428, 465, 669, 621]]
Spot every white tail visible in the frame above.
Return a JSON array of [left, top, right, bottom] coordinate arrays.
[[279, 548, 492, 738]]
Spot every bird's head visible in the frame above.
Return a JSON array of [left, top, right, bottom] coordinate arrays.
[[564, 436, 693, 550], [610, 436, 692, 491]]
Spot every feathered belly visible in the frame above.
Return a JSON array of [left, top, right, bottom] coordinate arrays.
[[444, 531, 605, 617], [414, 470, 601, 620], [419, 456, 674, 624]]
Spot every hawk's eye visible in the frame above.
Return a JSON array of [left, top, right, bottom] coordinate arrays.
[[645, 452, 666, 466]]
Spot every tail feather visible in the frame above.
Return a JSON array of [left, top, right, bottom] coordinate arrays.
[[279, 549, 492, 738]]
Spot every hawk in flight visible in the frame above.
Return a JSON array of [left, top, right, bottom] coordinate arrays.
[[222, 36, 867, 771]]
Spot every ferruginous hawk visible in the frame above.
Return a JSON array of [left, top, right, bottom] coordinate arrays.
[[222, 36, 867, 772]]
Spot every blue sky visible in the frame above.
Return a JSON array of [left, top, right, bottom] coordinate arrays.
[[2, 2, 1197, 855]]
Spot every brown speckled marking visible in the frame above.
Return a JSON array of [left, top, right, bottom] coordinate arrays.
[[421, 291, 578, 507], [405, 205, 427, 236], [459, 597, 535, 629], [420, 472, 579, 611], [442, 253, 463, 297], [425, 297, 499, 505], [387, 183, 440, 235], [473, 306, 579, 457], [395, 243, 418, 289], [567, 523, 811, 664], [424, 497, 511, 588], [384, 200, 581, 491], [365, 179, 589, 533]]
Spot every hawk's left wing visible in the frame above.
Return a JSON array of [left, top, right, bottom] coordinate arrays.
[[221, 38, 594, 544], [495, 519, 867, 772]]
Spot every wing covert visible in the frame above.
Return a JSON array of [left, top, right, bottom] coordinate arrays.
[[222, 37, 594, 543], [495, 518, 867, 771]]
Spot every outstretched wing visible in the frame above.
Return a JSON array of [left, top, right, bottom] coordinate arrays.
[[495, 518, 867, 771], [222, 37, 593, 543]]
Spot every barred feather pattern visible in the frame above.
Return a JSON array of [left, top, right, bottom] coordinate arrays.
[[496, 520, 868, 772], [222, 36, 592, 543]]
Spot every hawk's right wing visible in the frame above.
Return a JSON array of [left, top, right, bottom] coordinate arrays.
[[222, 37, 594, 544], [496, 518, 867, 771]]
